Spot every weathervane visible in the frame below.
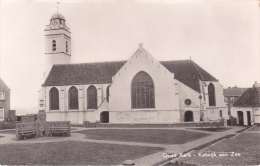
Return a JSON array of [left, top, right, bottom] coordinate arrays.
[[57, 2, 60, 13]]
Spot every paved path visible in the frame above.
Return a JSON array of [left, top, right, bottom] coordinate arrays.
[[133, 126, 245, 165], [0, 126, 246, 165]]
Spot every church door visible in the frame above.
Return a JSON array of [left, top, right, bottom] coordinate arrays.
[[237, 111, 244, 125], [184, 111, 194, 122], [100, 111, 109, 123], [247, 111, 251, 126]]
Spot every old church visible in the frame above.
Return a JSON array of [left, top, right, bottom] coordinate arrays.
[[38, 12, 228, 124]]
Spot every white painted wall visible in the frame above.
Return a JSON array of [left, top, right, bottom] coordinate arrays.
[[110, 46, 178, 112], [203, 81, 226, 108], [202, 81, 228, 121], [44, 29, 71, 79], [176, 80, 201, 122], [43, 84, 109, 112], [109, 45, 179, 123], [46, 110, 97, 124], [231, 107, 260, 125], [110, 110, 179, 123]]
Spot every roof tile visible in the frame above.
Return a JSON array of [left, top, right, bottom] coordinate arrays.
[[44, 60, 217, 92], [233, 87, 260, 107]]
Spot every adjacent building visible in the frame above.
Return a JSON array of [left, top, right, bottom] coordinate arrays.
[[0, 77, 11, 121], [38, 12, 228, 124], [231, 82, 260, 126], [224, 86, 248, 115]]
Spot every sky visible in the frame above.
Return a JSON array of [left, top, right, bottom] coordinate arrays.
[[0, 0, 259, 114]]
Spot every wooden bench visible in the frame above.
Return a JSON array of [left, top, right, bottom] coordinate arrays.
[[49, 127, 70, 137], [18, 129, 38, 140]]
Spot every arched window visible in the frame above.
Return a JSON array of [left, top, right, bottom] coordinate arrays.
[[208, 83, 216, 106], [131, 71, 155, 109], [52, 40, 56, 52], [66, 41, 68, 53], [69, 86, 78, 109], [106, 86, 110, 102], [87, 85, 97, 109], [50, 87, 59, 110]]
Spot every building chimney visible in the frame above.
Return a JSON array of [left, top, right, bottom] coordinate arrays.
[[253, 81, 260, 88], [139, 43, 143, 49]]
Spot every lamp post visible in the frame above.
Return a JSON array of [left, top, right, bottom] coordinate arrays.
[[39, 99, 44, 107], [199, 95, 203, 121]]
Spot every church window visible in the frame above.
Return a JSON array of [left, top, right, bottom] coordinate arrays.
[[131, 71, 155, 109], [208, 83, 216, 106], [87, 85, 97, 109], [106, 86, 110, 102], [49, 87, 59, 110], [69, 86, 78, 109], [66, 41, 68, 53], [52, 40, 56, 52]]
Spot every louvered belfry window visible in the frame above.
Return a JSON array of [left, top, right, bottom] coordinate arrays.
[[52, 40, 56, 51], [69, 86, 78, 109], [87, 85, 97, 109], [66, 41, 68, 53], [50, 87, 59, 110], [131, 71, 155, 109], [208, 83, 216, 106]]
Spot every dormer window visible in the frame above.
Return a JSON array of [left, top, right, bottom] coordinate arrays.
[[52, 40, 56, 52]]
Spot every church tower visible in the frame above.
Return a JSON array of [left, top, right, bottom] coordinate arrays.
[[44, 12, 71, 79]]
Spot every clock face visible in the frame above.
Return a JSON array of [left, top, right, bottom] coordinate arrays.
[[52, 20, 58, 26]]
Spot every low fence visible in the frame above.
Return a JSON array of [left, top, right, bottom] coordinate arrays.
[[0, 121, 18, 130], [86, 119, 225, 128], [227, 116, 237, 126], [84, 121, 99, 128]]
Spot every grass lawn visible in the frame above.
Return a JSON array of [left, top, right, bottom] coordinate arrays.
[[76, 129, 210, 145], [187, 127, 231, 132], [0, 141, 163, 165], [175, 133, 260, 165]]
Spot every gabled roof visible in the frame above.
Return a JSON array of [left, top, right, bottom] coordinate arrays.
[[233, 87, 260, 107], [44, 61, 126, 86], [161, 60, 218, 92], [0, 77, 10, 90], [223, 87, 248, 97], [43, 59, 218, 92]]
